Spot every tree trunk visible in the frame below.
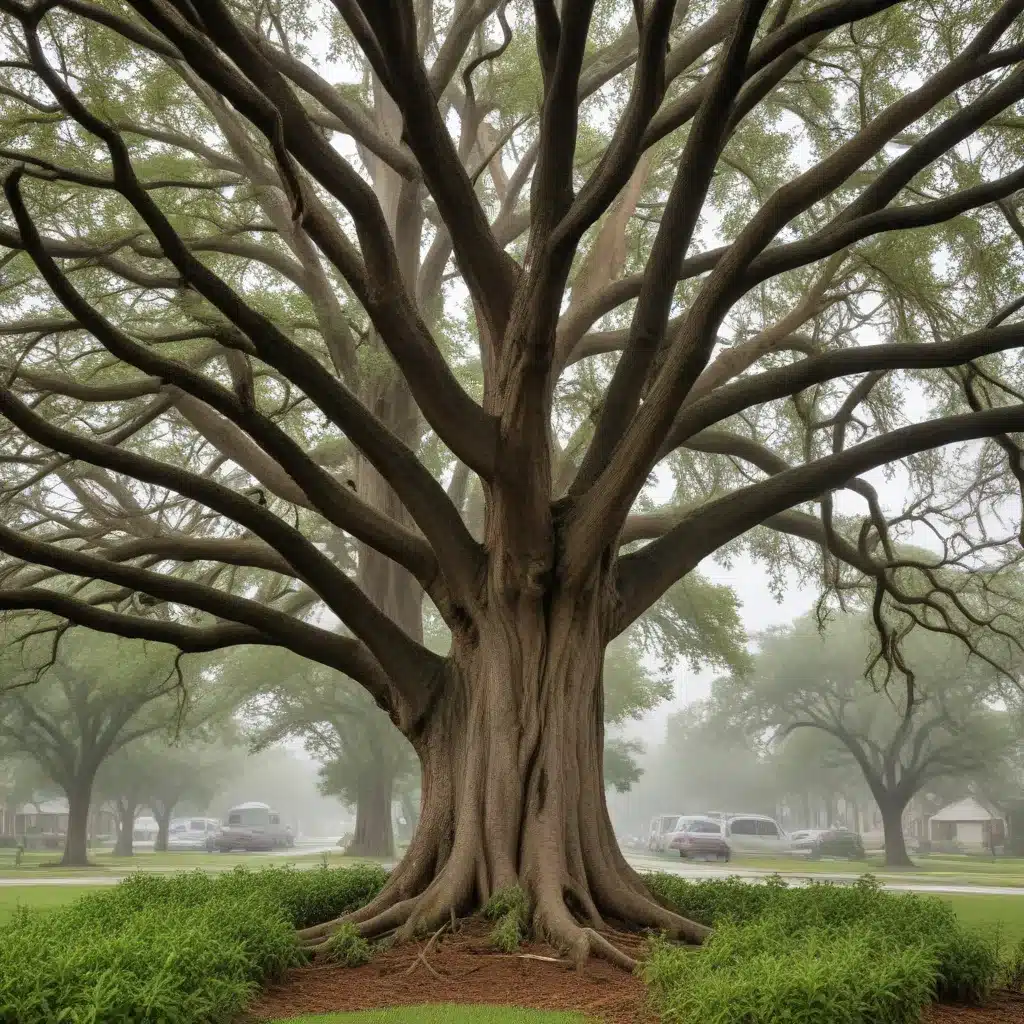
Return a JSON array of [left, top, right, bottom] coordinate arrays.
[[848, 797, 860, 834], [61, 781, 93, 867], [347, 765, 395, 858], [113, 800, 136, 857], [879, 797, 913, 867], [298, 588, 710, 967], [153, 804, 173, 853]]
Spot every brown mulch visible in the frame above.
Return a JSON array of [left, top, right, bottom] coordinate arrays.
[[924, 994, 1024, 1023], [245, 919, 655, 1023], [245, 921, 1024, 1023]]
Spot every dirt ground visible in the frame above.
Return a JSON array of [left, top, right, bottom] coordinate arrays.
[[246, 920, 655, 1024], [925, 995, 1024, 1023], [245, 920, 1024, 1024]]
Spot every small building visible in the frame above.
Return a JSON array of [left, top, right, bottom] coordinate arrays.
[[929, 797, 1004, 851], [12, 799, 116, 849]]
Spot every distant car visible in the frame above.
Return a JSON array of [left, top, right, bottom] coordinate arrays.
[[648, 813, 684, 852], [214, 802, 290, 852], [668, 818, 730, 862], [133, 816, 158, 842], [722, 814, 790, 856], [167, 817, 220, 852], [790, 827, 865, 860]]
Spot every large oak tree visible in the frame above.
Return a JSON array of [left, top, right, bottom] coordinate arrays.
[[715, 613, 1018, 865], [0, 0, 1023, 964], [0, 629, 195, 865]]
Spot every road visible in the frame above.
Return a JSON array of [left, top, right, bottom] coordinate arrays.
[[2, 845, 1023, 896], [622, 852, 1024, 897]]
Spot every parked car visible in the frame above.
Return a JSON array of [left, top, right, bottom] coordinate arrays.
[[648, 813, 684, 852], [213, 802, 291, 852], [668, 818, 731, 861], [722, 814, 790, 856], [133, 816, 158, 842], [790, 827, 865, 860], [167, 817, 221, 852]]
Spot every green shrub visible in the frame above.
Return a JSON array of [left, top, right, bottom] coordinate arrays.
[[642, 872, 1000, 1023], [1001, 937, 1024, 993], [644, 918, 936, 1024], [323, 923, 373, 967], [484, 885, 528, 952], [0, 864, 386, 1024]]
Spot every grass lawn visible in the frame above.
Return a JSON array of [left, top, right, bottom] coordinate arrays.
[[271, 1009, 593, 1023], [0, 885, 96, 925], [945, 894, 1024, 948], [0, 848, 383, 879]]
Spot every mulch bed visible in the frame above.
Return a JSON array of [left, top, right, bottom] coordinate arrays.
[[925, 994, 1024, 1023], [245, 919, 655, 1023], [245, 920, 1024, 1023]]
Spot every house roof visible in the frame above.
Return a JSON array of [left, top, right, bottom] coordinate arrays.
[[930, 797, 1002, 823]]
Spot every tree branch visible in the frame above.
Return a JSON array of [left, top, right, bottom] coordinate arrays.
[[660, 323, 1024, 455], [4, 167, 442, 594], [616, 403, 1024, 630]]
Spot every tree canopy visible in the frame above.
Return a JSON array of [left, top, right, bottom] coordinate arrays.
[[715, 612, 1019, 863], [0, 0, 1023, 965], [0, 628, 202, 863]]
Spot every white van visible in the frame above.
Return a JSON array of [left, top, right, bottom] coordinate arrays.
[[648, 813, 684, 852], [722, 814, 790, 856], [213, 802, 292, 852]]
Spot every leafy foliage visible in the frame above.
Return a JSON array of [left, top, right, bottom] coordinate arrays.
[[483, 885, 529, 952], [0, 864, 387, 1024], [323, 923, 373, 967], [644, 919, 937, 1024], [644, 874, 1000, 1020]]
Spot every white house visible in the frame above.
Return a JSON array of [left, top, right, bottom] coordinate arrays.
[[928, 797, 1004, 851]]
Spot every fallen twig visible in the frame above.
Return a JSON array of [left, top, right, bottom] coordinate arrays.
[[501, 953, 571, 964], [403, 921, 449, 978]]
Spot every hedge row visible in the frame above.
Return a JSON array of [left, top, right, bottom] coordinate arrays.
[[0, 864, 387, 1024], [643, 874, 1000, 1024], [0, 866, 1005, 1024]]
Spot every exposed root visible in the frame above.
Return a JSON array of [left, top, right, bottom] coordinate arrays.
[[584, 928, 638, 972], [563, 875, 605, 931], [304, 897, 420, 952], [599, 883, 711, 945]]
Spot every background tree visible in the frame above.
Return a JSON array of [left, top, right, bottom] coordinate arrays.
[[768, 727, 869, 830], [226, 644, 417, 858], [96, 731, 242, 855], [716, 613, 1017, 865], [0, 755, 53, 839], [0, 629, 191, 865], [213, 745, 352, 836], [629, 702, 778, 827], [144, 739, 242, 851], [0, 0, 1023, 963]]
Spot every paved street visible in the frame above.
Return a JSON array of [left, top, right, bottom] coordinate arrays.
[[622, 852, 1024, 896], [2, 845, 1023, 896]]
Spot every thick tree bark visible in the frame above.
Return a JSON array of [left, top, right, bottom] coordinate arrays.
[[113, 800, 137, 857], [61, 780, 93, 867], [298, 586, 710, 967], [879, 797, 913, 867], [153, 803, 173, 853], [348, 765, 395, 858]]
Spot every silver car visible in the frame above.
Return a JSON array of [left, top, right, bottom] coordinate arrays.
[[167, 817, 220, 852]]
